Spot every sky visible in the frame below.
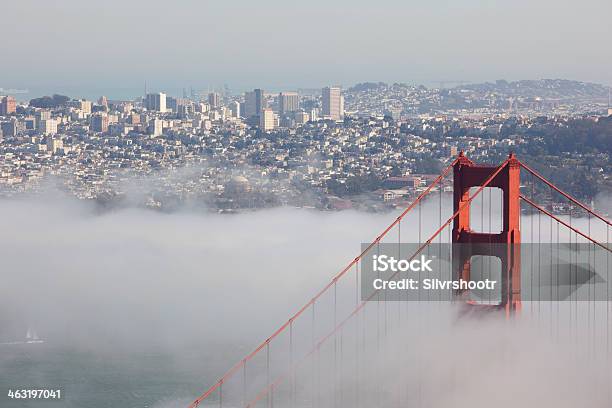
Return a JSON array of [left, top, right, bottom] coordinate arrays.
[[1, 0, 611, 98]]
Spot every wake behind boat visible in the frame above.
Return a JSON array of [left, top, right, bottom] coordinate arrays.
[[0, 329, 45, 346]]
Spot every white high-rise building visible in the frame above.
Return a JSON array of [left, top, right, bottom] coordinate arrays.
[[148, 118, 163, 136], [322, 86, 344, 121], [40, 118, 58, 135], [145, 93, 167, 112], [229, 101, 241, 118], [259, 108, 275, 131], [309, 108, 318, 122], [77, 99, 91, 115]]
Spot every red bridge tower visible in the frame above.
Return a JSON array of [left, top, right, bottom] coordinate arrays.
[[452, 152, 522, 313]]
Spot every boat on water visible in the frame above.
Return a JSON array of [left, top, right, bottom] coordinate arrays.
[[25, 328, 44, 344], [0, 328, 45, 346]]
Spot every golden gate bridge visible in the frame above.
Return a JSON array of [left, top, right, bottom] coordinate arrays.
[[188, 153, 611, 408]]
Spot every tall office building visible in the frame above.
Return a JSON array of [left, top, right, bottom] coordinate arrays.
[[229, 101, 241, 118], [309, 108, 318, 122], [78, 99, 92, 114], [145, 92, 167, 112], [279, 92, 299, 114], [259, 108, 275, 131], [1, 120, 17, 137], [91, 114, 109, 133], [35, 110, 51, 129], [148, 119, 163, 136], [0, 96, 16, 115], [243, 91, 256, 117], [208, 92, 220, 108], [254, 89, 266, 114], [40, 119, 58, 135], [322, 86, 344, 121], [98, 96, 108, 109], [243, 89, 266, 118]]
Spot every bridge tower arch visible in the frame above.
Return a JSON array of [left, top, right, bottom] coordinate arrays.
[[452, 152, 522, 313]]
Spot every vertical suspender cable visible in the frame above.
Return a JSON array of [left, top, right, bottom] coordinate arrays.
[[339, 329, 343, 408], [243, 361, 247, 408], [376, 241, 381, 406], [311, 303, 315, 408], [334, 281, 337, 408], [538, 206, 541, 316], [355, 262, 359, 408], [289, 320, 294, 408], [550, 198, 553, 336], [266, 341, 270, 408], [440, 181, 443, 302], [531, 172, 535, 313], [607, 224, 610, 406]]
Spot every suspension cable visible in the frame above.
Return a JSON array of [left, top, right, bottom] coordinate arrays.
[[520, 195, 611, 253], [520, 162, 611, 226]]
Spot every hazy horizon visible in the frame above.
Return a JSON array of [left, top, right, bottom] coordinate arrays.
[[6, 77, 611, 103], [2, 0, 611, 98]]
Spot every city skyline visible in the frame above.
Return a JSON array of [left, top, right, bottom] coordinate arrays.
[[0, 77, 609, 212], [4, 77, 612, 104]]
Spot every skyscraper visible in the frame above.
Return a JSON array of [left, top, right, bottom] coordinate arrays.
[[279, 92, 299, 114], [145, 93, 167, 112], [91, 114, 109, 133], [40, 119, 58, 135], [229, 101, 241, 118], [322, 86, 344, 121], [35, 110, 51, 128], [254, 89, 266, 114], [1, 120, 17, 137], [0, 96, 16, 115], [243, 91, 256, 117], [259, 108, 275, 131], [244, 89, 266, 118], [98, 96, 108, 109], [208, 92, 220, 108], [148, 119, 163, 136], [77, 99, 92, 114]]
